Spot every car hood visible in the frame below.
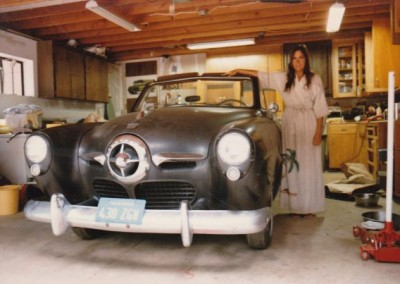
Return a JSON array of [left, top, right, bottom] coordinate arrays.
[[94, 107, 258, 156]]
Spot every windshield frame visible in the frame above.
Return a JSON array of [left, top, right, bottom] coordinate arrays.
[[130, 74, 262, 113]]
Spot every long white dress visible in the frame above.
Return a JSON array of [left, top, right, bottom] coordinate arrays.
[[258, 71, 329, 214]]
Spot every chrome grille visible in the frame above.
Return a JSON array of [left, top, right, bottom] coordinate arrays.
[[93, 179, 129, 198], [135, 181, 196, 209]]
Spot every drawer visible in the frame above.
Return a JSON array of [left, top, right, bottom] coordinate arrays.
[[328, 123, 357, 135]]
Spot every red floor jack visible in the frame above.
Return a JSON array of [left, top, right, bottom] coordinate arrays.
[[353, 72, 400, 262]]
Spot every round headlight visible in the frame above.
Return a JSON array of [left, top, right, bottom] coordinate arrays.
[[217, 132, 251, 166], [25, 135, 48, 163]]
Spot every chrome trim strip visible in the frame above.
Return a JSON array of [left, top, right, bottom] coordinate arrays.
[[152, 153, 206, 166], [79, 152, 106, 165]]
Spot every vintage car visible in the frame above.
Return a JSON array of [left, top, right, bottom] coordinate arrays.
[[23, 72, 283, 249]]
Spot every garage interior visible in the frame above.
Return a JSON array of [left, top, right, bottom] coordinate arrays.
[[1, 0, 400, 283]]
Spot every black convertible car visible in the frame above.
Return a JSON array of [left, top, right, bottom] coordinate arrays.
[[24, 72, 283, 249]]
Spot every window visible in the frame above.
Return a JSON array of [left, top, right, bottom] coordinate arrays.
[[0, 54, 25, 96], [0, 52, 34, 97]]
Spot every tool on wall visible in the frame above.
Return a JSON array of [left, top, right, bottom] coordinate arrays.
[[353, 71, 400, 262]]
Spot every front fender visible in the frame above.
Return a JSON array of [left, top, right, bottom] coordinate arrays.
[[215, 116, 282, 210], [27, 123, 102, 203]]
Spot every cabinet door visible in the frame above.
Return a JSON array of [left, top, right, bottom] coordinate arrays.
[[332, 40, 364, 98], [328, 124, 358, 168], [54, 46, 71, 99], [328, 134, 357, 168], [365, 17, 400, 92], [37, 40, 55, 99], [85, 56, 108, 102], [69, 50, 85, 100], [54, 46, 85, 100]]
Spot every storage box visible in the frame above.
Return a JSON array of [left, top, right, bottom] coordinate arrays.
[[0, 185, 20, 215]]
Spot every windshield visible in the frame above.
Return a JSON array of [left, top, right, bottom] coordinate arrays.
[[134, 77, 255, 112]]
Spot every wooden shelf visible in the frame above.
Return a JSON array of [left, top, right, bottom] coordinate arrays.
[[332, 39, 365, 98], [365, 123, 387, 179]]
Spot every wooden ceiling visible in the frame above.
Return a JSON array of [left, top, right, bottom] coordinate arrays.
[[0, 0, 392, 62]]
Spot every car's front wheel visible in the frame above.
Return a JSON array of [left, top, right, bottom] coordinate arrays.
[[246, 215, 273, 249], [72, 227, 105, 240]]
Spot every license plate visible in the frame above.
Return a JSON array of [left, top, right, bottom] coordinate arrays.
[[95, 198, 146, 225]]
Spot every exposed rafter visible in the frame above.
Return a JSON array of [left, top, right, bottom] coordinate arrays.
[[0, 0, 391, 61]]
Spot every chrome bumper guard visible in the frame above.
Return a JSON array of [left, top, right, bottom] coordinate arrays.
[[24, 194, 271, 247]]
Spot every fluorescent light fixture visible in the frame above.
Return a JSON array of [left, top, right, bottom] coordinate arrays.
[[326, 2, 345, 32], [85, 0, 141, 32], [187, 38, 255, 50]]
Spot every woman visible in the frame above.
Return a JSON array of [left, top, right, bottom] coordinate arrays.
[[227, 45, 329, 217]]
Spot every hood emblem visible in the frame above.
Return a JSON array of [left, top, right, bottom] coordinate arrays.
[[106, 135, 149, 183], [115, 152, 139, 169]]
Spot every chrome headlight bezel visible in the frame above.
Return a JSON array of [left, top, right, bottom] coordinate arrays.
[[25, 135, 49, 164], [24, 134, 51, 176], [216, 130, 254, 181], [217, 132, 252, 166]]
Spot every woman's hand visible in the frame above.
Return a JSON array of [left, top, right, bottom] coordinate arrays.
[[224, 69, 258, 77], [312, 132, 322, 145], [225, 69, 239, 76], [313, 117, 324, 145]]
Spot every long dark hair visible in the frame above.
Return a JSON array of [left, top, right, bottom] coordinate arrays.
[[284, 45, 314, 92]]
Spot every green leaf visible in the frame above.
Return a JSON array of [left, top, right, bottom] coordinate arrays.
[[288, 162, 294, 173], [282, 148, 299, 173], [293, 160, 299, 171]]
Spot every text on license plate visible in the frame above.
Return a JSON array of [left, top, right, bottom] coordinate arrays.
[[95, 198, 146, 225]]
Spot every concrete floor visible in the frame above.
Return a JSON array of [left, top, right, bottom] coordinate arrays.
[[1, 172, 400, 284]]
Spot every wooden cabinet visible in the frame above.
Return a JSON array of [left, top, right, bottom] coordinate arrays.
[[365, 16, 400, 93], [37, 40, 55, 99], [332, 39, 364, 98], [85, 55, 108, 102], [38, 41, 109, 102], [328, 123, 360, 168], [328, 122, 387, 175], [54, 45, 85, 100]]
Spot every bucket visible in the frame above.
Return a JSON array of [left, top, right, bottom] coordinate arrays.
[[0, 185, 20, 215]]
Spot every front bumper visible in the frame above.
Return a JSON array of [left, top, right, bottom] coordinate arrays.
[[24, 194, 271, 247]]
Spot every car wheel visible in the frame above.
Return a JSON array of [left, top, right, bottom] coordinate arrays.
[[71, 227, 105, 240], [246, 215, 273, 249]]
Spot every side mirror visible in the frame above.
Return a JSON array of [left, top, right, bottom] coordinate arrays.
[[267, 102, 279, 113], [265, 102, 279, 120]]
